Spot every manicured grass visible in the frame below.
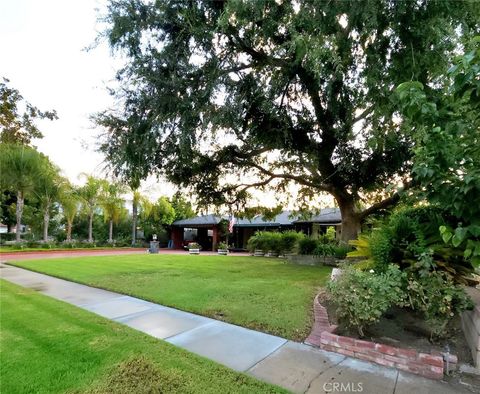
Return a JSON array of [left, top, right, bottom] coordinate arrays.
[[12, 255, 331, 340], [0, 279, 286, 394]]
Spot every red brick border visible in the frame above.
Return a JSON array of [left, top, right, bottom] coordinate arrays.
[[305, 294, 456, 379]]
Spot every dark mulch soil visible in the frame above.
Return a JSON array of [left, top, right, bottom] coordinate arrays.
[[324, 299, 473, 366]]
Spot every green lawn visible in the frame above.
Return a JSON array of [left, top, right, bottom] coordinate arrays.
[[11, 254, 331, 340], [0, 279, 286, 394]]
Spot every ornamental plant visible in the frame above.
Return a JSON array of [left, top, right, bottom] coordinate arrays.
[[405, 270, 473, 338], [327, 264, 406, 337]]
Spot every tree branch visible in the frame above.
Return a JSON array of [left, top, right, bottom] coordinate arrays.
[[359, 180, 412, 220]]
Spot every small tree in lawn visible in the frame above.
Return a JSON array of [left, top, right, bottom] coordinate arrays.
[[0, 144, 44, 241]]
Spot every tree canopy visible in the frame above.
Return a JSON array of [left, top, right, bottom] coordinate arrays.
[[96, 0, 478, 240], [0, 78, 57, 145]]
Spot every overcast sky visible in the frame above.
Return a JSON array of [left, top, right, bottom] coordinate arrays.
[[1, 0, 112, 179], [0, 0, 179, 200]]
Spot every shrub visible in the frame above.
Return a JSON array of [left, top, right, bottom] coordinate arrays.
[[298, 237, 318, 255], [348, 206, 476, 284], [404, 271, 473, 338], [217, 242, 228, 250], [0, 233, 16, 244], [265, 232, 283, 254], [327, 264, 406, 337], [247, 232, 268, 252], [332, 245, 352, 259], [281, 231, 304, 253], [313, 243, 336, 257], [246, 231, 281, 253]]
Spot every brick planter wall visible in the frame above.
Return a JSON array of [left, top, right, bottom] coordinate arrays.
[[306, 294, 455, 380]]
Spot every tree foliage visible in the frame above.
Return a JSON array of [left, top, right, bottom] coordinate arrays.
[[0, 78, 57, 145], [396, 38, 480, 266], [96, 0, 478, 240], [0, 143, 47, 241]]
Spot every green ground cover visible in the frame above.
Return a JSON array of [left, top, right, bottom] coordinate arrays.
[[0, 246, 141, 253], [12, 255, 331, 340], [0, 280, 285, 394]]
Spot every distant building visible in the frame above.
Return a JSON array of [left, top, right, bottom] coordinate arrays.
[[170, 209, 342, 251]]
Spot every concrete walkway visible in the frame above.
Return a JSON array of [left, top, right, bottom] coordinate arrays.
[[0, 263, 468, 394]]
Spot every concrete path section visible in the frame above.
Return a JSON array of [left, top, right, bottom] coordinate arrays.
[[0, 263, 469, 394]]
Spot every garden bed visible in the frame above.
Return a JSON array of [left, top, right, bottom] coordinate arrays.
[[306, 292, 475, 379]]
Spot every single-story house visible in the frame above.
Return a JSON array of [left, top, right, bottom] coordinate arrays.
[[170, 208, 342, 251]]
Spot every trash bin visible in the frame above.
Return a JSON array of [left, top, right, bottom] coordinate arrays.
[[149, 241, 159, 254]]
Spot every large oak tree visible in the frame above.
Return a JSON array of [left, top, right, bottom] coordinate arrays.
[[96, 0, 478, 241]]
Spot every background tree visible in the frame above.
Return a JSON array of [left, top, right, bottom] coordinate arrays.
[[170, 192, 196, 221], [0, 144, 44, 241], [128, 176, 141, 246], [58, 182, 80, 242], [34, 160, 64, 242], [154, 197, 176, 227], [0, 78, 57, 145], [100, 181, 126, 243], [78, 174, 103, 243], [96, 0, 478, 241]]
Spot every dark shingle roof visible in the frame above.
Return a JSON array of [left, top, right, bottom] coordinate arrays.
[[172, 208, 342, 228], [235, 210, 298, 227], [172, 214, 224, 227], [293, 208, 341, 224]]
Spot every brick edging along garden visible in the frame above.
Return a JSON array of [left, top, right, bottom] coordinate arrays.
[[305, 294, 456, 380]]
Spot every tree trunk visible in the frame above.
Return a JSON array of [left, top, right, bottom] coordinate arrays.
[[88, 212, 93, 243], [108, 220, 113, 243], [66, 220, 72, 242], [131, 200, 137, 246], [15, 191, 24, 242], [335, 193, 362, 243], [43, 209, 49, 242]]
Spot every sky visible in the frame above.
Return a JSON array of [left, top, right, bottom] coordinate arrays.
[[0, 0, 180, 200], [0, 0, 334, 210]]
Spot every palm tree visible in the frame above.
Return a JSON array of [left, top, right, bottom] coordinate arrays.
[[78, 174, 103, 243], [100, 181, 126, 243], [58, 183, 80, 242], [0, 144, 44, 242], [34, 162, 64, 242], [128, 177, 141, 246]]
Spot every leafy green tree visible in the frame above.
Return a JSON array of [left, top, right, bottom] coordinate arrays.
[[100, 181, 127, 243], [0, 78, 57, 145], [78, 174, 104, 242], [170, 192, 196, 221], [396, 38, 480, 266], [0, 144, 45, 241], [153, 197, 176, 226], [96, 0, 478, 241]]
